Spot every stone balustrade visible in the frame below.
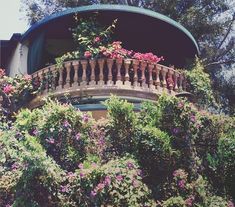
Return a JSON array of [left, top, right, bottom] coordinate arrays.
[[30, 58, 187, 108]]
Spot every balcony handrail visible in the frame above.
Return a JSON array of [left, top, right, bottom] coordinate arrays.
[[31, 57, 187, 96]]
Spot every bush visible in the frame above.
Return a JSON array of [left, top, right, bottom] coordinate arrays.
[[185, 58, 217, 108], [0, 130, 64, 207], [61, 157, 155, 207], [15, 99, 100, 171]]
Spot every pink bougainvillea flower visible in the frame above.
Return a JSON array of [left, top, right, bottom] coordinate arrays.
[[96, 183, 105, 191], [132, 179, 139, 188], [178, 179, 186, 188], [79, 172, 85, 178], [46, 138, 55, 144], [3, 84, 14, 95], [94, 36, 101, 43], [84, 51, 92, 58], [75, 133, 81, 140], [90, 190, 97, 197], [177, 101, 184, 109], [185, 195, 195, 206], [23, 74, 32, 81], [63, 120, 70, 128], [116, 174, 123, 181], [82, 113, 89, 123], [126, 161, 134, 169], [190, 115, 196, 123], [60, 184, 69, 193], [228, 201, 235, 207], [78, 163, 84, 169], [104, 176, 111, 186]]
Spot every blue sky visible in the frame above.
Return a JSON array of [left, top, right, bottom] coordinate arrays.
[[0, 0, 28, 40]]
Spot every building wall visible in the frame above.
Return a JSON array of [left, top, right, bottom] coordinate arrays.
[[8, 43, 28, 77]]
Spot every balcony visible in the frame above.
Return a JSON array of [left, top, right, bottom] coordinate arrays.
[[29, 57, 187, 109]]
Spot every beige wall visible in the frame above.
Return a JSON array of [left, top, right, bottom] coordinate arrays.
[[8, 43, 28, 77]]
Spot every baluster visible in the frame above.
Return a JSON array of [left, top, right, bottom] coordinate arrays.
[[72, 61, 79, 88], [148, 64, 154, 90], [89, 59, 96, 85], [183, 73, 187, 91], [179, 73, 184, 91], [50, 65, 57, 90], [38, 70, 44, 94], [155, 65, 161, 90], [107, 58, 114, 86], [161, 66, 168, 90], [115, 58, 123, 86], [174, 71, 179, 92], [132, 60, 139, 87], [64, 62, 71, 88], [58, 66, 64, 90], [140, 61, 147, 88], [168, 68, 174, 92], [98, 59, 105, 86], [46, 67, 51, 92], [80, 60, 88, 86], [124, 59, 131, 87]]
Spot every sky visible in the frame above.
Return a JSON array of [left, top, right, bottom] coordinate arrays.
[[0, 0, 28, 40]]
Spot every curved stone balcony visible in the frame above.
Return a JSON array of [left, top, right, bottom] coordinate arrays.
[[29, 58, 187, 108]]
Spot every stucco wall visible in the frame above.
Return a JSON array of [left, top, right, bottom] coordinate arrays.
[[8, 43, 28, 77]]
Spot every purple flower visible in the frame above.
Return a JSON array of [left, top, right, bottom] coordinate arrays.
[[90, 190, 97, 197], [104, 176, 111, 186], [32, 129, 39, 136], [137, 169, 143, 177], [67, 172, 76, 178], [177, 101, 184, 109], [82, 113, 89, 123], [178, 180, 186, 188], [78, 163, 84, 169], [116, 175, 123, 181], [46, 138, 55, 144], [75, 133, 81, 140], [132, 180, 139, 188], [11, 163, 20, 171], [5, 205, 12, 207], [98, 137, 105, 146], [126, 161, 134, 169], [228, 201, 235, 207], [190, 115, 196, 123], [185, 196, 195, 207], [63, 120, 70, 128], [96, 183, 105, 191], [172, 128, 180, 135], [60, 184, 69, 193], [80, 172, 85, 178]]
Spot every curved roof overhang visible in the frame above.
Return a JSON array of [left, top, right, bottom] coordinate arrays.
[[21, 4, 199, 67]]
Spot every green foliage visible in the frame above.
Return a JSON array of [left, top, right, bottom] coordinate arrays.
[[0, 130, 64, 206], [55, 16, 117, 67], [104, 95, 137, 155], [0, 95, 234, 206], [62, 157, 155, 206], [207, 123, 235, 197], [185, 59, 217, 108], [15, 99, 97, 171]]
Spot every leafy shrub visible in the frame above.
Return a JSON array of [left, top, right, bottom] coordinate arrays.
[[104, 95, 137, 156], [159, 169, 230, 207], [0, 130, 64, 207], [61, 157, 155, 207], [185, 58, 216, 108], [208, 127, 235, 198], [15, 99, 99, 171]]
